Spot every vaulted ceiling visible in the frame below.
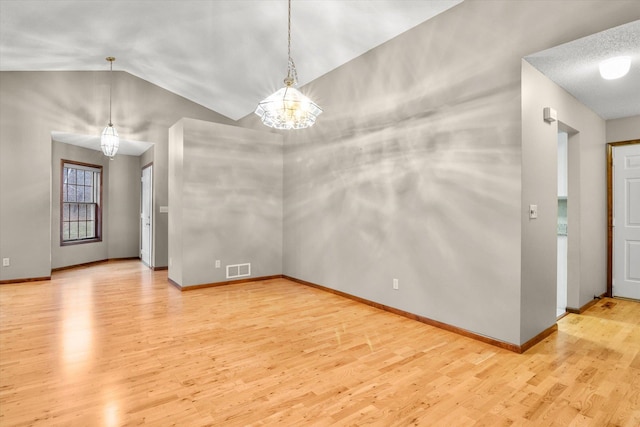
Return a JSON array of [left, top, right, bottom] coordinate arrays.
[[0, 0, 463, 121], [1, 2, 638, 123]]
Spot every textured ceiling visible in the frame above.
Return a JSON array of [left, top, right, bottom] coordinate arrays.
[[525, 20, 640, 120], [1, 2, 637, 127], [0, 0, 463, 121]]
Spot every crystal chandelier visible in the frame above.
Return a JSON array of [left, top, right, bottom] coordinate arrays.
[[101, 56, 119, 158], [255, 0, 322, 130]]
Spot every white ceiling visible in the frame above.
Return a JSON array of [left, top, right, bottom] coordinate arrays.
[[0, 0, 463, 121], [525, 19, 640, 121], [1, 1, 637, 147], [51, 131, 154, 156]]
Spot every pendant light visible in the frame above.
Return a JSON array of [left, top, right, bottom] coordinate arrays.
[[255, 0, 322, 130], [101, 56, 119, 158]]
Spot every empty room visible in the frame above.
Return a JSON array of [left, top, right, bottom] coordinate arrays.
[[1, 0, 639, 425]]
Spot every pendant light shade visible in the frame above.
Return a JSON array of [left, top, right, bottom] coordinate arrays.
[[255, 0, 322, 129], [101, 124, 119, 157], [101, 56, 119, 158]]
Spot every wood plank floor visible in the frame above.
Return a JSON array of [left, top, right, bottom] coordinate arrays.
[[0, 260, 638, 426]]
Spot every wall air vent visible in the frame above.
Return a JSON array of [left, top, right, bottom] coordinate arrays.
[[226, 263, 251, 279]]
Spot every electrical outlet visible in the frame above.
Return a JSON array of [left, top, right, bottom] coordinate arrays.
[[393, 278, 399, 290], [2, 258, 9, 267], [215, 260, 221, 268]]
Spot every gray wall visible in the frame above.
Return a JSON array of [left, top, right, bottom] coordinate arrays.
[[1, 73, 54, 280], [107, 153, 142, 260], [102, 72, 236, 269], [2, 0, 638, 346], [606, 116, 640, 142], [168, 118, 283, 288], [275, 0, 529, 344], [0, 71, 233, 280], [52, 141, 108, 267], [521, 60, 609, 340], [168, 121, 184, 283], [239, 0, 639, 345], [51, 141, 140, 268]]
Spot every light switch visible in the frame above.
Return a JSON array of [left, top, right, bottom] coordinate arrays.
[[529, 204, 538, 219]]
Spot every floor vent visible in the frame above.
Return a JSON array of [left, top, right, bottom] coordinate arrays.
[[226, 263, 251, 279]]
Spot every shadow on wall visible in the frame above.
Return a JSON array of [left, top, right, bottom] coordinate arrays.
[[283, 52, 522, 340]]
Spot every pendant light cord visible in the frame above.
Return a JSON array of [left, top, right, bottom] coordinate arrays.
[[285, 0, 298, 86], [287, 0, 291, 63], [105, 57, 115, 127], [109, 59, 113, 126]]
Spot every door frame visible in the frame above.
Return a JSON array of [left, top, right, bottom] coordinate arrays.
[[141, 162, 153, 268], [606, 139, 640, 297]]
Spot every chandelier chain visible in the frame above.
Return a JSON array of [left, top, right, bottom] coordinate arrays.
[[286, 0, 298, 85], [287, 0, 291, 62]]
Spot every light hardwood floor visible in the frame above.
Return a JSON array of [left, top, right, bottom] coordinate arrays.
[[0, 260, 638, 426]]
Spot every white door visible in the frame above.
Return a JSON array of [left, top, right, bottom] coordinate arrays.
[[613, 143, 640, 299], [141, 165, 153, 267]]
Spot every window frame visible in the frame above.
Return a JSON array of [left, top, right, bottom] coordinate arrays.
[[60, 160, 103, 246]]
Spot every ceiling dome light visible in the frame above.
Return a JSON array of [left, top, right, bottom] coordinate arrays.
[[599, 56, 631, 80]]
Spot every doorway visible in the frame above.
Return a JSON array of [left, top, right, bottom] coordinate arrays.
[[557, 131, 568, 317], [141, 163, 153, 268], [607, 140, 640, 300]]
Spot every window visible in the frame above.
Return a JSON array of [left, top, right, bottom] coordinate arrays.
[[61, 161, 102, 245]]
